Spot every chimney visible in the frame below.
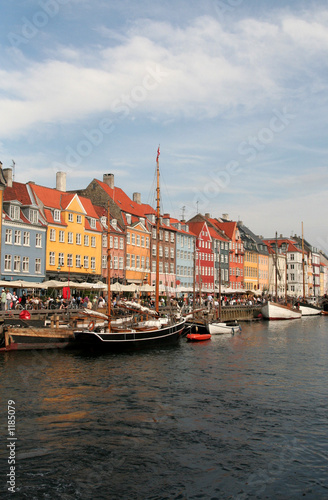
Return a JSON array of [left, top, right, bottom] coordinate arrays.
[[222, 213, 229, 220], [239, 221, 243, 226], [103, 173, 114, 189], [205, 213, 210, 219], [133, 192, 141, 204], [56, 171, 66, 192], [3, 168, 13, 188]]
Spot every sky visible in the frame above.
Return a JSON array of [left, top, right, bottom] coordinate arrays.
[[1, 0, 328, 252]]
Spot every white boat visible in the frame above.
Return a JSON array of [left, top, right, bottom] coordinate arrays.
[[261, 301, 301, 320], [207, 321, 241, 335], [298, 302, 322, 316]]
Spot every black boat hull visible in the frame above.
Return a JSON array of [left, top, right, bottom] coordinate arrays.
[[74, 320, 186, 352]]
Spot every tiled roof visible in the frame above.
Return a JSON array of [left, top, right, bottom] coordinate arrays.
[[4, 182, 33, 205]]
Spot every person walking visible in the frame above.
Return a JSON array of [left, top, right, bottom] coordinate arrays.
[[1, 289, 6, 311], [6, 290, 12, 311]]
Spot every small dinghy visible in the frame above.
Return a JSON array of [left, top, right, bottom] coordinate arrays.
[[186, 333, 211, 342]]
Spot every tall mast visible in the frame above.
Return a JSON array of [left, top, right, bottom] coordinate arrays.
[[107, 201, 111, 330], [218, 254, 222, 319], [155, 146, 160, 314], [275, 231, 278, 302], [302, 221, 306, 299], [192, 238, 196, 312]]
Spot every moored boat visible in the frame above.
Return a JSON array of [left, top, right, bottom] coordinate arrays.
[[186, 332, 211, 342], [261, 301, 301, 320], [206, 321, 241, 335], [74, 147, 187, 352], [298, 302, 322, 316]]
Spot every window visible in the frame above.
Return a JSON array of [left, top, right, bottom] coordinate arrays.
[[35, 258, 41, 274], [68, 232, 73, 244], [126, 254, 130, 268], [10, 205, 20, 220], [77, 215, 82, 224], [49, 252, 55, 266], [102, 234, 107, 248], [114, 237, 118, 249], [120, 237, 124, 250], [152, 245, 156, 257], [90, 218, 96, 228], [141, 256, 145, 269], [54, 209, 60, 222], [136, 255, 140, 268], [4, 255, 11, 271], [91, 236, 96, 248], [165, 232, 169, 242], [131, 233, 135, 245], [68, 213, 73, 222], [59, 230, 65, 243], [36, 233, 42, 247], [29, 209, 38, 224], [5, 229, 12, 244], [67, 254, 73, 267], [50, 229, 56, 241], [14, 255, 21, 272], [84, 256, 89, 269], [76, 233, 81, 245], [136, 235, 140, 246], [23, 231, 30, 246], [76, 255, 81, 268], [91, 257, 96, 270], [131, 255, 135, 268], [14, 230, 21, 245], [113, 256, 118, 269], [22, 257, 29, 273], [58, 253, 64, 267], [146, 237, 150, 248], [141, 236, 145, 247], [127, 232, 130, 244], [102, 255, 107, 269], [119, 257, 124, 270], [84, 235, 89, 246]]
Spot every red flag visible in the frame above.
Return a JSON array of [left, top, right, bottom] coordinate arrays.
[[156, 146, 160, 162]]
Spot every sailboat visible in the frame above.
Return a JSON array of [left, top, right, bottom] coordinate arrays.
[[73, 148, 187, 351], [261, 232, 301, 320], [298, 222, 322, 317]]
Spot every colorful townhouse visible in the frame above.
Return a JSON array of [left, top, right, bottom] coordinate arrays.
[[187, 219, 214, 292], [29, 172, 102, 282], [168, 217, 195, 290], [78, 173, 177, 289], [214, 215, 244, 290], [237, 222, 269, 292], [1, 169, 46, 283], [93, 205, 126, 284]]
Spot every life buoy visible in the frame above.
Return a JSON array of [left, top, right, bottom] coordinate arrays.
[[88, 321, 95, 331]]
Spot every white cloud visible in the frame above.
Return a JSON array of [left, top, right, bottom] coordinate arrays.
[[1, 9, 328, 137]]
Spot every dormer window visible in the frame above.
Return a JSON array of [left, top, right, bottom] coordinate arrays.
[[100, 216, 106, 226], [54, 209, 61, 222], [90, 218, 96, 229], [29, 209, 38, 224], [10, 205, 20, 220], [112, 219, 117, 229], [126, 214, 132, 225]]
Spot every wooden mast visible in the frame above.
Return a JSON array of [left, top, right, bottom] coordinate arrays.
[[155, 146, 160, 314], [275, 231, 278, 302], [192, 238, 196, 312], [107, 201, 111, 331], [302, 221, 306, 299]]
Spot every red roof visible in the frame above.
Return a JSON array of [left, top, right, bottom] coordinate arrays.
[[4, 182, 33, 205]]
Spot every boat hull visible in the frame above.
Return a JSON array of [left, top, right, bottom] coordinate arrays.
[[186, 333, 211, 341], [207, 322, 241, 335], [299, 304, 322, 316], [74, 319, 186, 352], [261, 301, 301, 320], [0, 328, 75, 351]]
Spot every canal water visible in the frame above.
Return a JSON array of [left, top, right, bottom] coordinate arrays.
[[1, 317, 328, 499]]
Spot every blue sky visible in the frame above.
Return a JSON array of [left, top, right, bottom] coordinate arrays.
[[1, 0, 328, 250]]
